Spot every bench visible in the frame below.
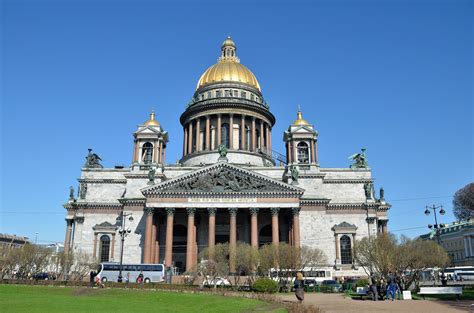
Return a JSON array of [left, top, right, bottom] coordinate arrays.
[[353, 286, 369, 299], [418, 286, 463, 300]]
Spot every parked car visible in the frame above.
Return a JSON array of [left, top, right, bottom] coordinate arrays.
[[203, 277, 231, 287], [33, 272, 55, 280], [321, 280, 343, 292]]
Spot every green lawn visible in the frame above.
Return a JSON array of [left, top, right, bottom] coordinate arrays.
[[0, 284, 286, 313]]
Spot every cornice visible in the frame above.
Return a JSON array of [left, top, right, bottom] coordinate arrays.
[[180, 99, 275, 126], [78, 178, 127, 184], [300, 199, 331, 206], [64, 202, 122, 210], [119, 198, 146, 205], [323, 179, 373, 184]]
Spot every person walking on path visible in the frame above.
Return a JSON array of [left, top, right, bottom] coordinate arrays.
[[386, 272, 396, 301], [294, 272, 305, 303], [369, 272, 378, 301]]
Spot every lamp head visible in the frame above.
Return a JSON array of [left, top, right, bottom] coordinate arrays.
[[424, 208, 430, 216], [440, 207, 446, 215], [428, 224, 433, 229]]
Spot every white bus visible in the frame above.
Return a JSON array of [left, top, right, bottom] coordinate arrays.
[[97, 263, 165, 283]]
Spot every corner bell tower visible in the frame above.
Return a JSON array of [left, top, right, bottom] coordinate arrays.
[[131, 111, 168, 170], [284, 108, 319, 168]]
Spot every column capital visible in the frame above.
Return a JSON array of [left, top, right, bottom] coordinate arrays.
[[270, 207, 280, 216], [144, 207, 154, 215], [292, 207, 300, 216], [186, 208, 196, 215], [228, 208, 238, 216], [165, 208, 175, 216], [249, 208, 259, 216], [207, 208, 217, 216]]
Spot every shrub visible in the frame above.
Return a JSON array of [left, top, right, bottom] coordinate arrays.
[[252, 278, 279, 294], [355, 279, 369, 287]]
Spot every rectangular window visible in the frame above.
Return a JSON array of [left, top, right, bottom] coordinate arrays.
[[207, 91, 212, 98], [241, 91, 246, 98], [216, 90, 221, 97], [225, 90, 230, 97], [233, 90, 238, 97]]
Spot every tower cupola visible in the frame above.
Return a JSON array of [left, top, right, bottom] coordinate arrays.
[[284, 107, 319, 167], [131, 111, 168, 169]]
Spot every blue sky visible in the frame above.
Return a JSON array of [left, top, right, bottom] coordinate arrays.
[[1, 0, 472, 244]]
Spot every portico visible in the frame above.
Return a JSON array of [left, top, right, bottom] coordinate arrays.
[[141, 162, 303, 272]]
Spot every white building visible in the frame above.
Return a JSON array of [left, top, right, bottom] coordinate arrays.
[[63, 37, 391, 278]]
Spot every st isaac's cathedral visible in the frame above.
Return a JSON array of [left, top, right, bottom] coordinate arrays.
[[64, 37, 391, 277]]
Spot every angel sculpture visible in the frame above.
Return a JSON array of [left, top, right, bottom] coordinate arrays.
[[84, 149, 103, 168], [349, 148, 369, 169]]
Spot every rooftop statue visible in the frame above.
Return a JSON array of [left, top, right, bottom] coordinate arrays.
[[148, 167, 156, 185], [349, 148, 369, 169], [84, 149, 103, 168], [217, 144, 228, 158], [290, 165, 299, 185], [69, 186, 75, 201]]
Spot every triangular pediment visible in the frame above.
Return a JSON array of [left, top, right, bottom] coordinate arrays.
[[142, 162, 304, 197], [291, 125, 316, 134], [135, 126, 161, 135]]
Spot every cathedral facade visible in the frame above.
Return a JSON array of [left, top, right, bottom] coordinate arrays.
[[63, 37, 390, 277]]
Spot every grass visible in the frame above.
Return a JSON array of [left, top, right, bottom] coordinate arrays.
[[0, 284, 287, 313]]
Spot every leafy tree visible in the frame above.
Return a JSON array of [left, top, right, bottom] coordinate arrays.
[[453, 183, 474, 220]]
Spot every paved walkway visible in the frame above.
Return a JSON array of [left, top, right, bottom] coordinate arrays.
[[279, 293, 473, 313]]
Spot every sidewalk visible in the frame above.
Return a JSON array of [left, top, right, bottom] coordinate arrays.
[[278, 293, 473, 313]]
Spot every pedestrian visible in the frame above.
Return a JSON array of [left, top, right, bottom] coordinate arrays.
[[386, 272, 396, 301], [137, 271, 144, 288], [369, 272, 378, 301], [294, 272, 304, 303], [89, 271, 96, 288], [95, 276, 104, 288], [125, 272, 130, 288], [395, 275, 403, 300]]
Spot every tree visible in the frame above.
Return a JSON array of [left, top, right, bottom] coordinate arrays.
[[354, 233, 450, 290], [68, 251, 98, 281], [198, 243, 230, 288], [453, 183, 474, 220]]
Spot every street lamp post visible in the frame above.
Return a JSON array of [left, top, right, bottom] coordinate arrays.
[[117, 211, 133, 283], [424, 204, 446, 244]]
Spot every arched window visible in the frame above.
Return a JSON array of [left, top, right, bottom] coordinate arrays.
[[142, 142, 153, 164], [340, 235, 352, 264], [297, 142, 309, 164], [221, 123, 230, 148], [99, 235, 110, 262]]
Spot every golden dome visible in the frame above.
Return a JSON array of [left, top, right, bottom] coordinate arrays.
[[196, 37, 261, 92], [144, 111, 160, 127], [293, 110, 309, 126]]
